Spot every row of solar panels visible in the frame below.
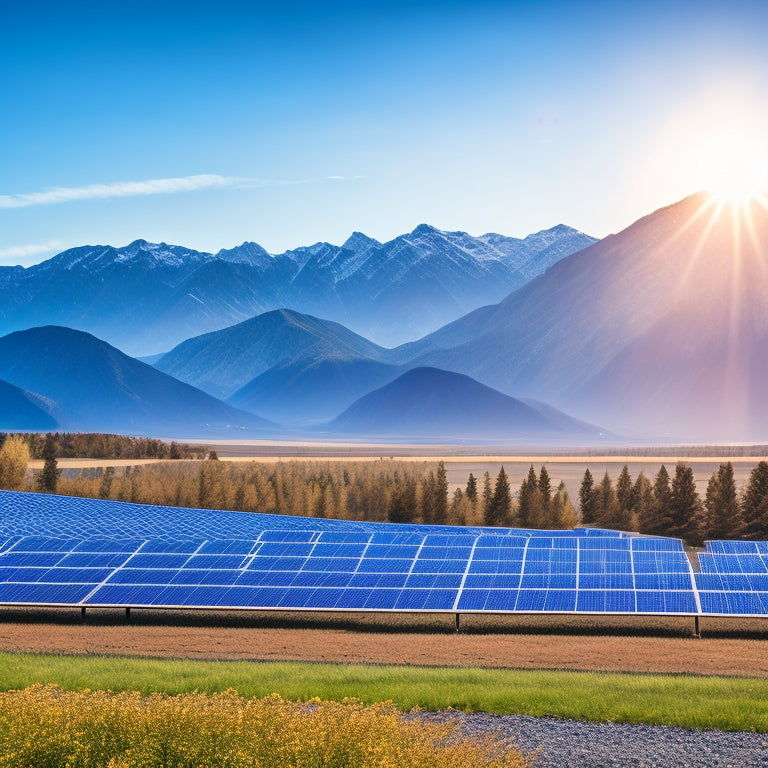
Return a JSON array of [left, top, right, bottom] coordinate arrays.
[[0, 491, 624, 540], [1, 491, 767, 617], [2, 530, 766, 616]]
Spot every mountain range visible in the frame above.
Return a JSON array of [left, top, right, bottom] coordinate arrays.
[[0, 224, 596, 356], [1, 191, 766, 442]]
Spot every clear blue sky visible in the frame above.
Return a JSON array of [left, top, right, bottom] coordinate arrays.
[[2, 0, 768, 265]]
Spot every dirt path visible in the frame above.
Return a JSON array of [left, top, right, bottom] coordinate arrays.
[[1, 610, 766, 677]]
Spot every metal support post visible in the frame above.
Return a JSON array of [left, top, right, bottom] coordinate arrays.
[[455, 613, 460, 632], [80, 606, 86, 624], [693, 615, 700, 638], [126, 607, 131, 623]]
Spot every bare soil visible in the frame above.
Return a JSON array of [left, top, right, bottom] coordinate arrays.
[[1, 608, 767, 677]]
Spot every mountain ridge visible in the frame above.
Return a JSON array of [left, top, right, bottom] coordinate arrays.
[[0, 223, 596, 355], [0, 326, 277, 437]]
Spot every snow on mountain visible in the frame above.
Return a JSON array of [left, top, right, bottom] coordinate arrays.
[[0, 223, 596, 354]]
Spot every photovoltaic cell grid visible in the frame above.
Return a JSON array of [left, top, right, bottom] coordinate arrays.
[[695, 540, 768, 616], [1, 531, 702, 615], [1, 492, 766, 617], [0, 491, 622, 541]]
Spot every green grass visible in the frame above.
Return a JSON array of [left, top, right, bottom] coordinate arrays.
[[2, 651, 767, 732]]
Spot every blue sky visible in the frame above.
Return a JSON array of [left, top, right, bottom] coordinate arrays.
[[2, 0, 768, 264]]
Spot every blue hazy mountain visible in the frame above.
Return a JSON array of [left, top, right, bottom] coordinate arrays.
[[228, 356, 404, 425], [0, 225, 595, 355], [0, 379, 60, 431], [155, 309, 393, 400], [404, 192, 768, 440], [0, 326, 276, 437], [324, 367, 604, 440]]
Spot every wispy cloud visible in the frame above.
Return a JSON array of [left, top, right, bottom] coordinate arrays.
[[0, 174, 258, 209], [0, 240, 64, 260]]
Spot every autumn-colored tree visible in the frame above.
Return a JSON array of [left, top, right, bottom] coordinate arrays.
[[552, 480, 578, 529], [0, 435, 30, 490]]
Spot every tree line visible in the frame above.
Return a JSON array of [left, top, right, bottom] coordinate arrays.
[[1, 434, 766, 542], [579, 462, 768, 544], [0, 432, 205, 460]]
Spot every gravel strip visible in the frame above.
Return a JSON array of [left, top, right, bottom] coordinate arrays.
[[416, 711, 768, 767]]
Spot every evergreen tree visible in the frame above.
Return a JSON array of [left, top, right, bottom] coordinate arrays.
[[641, 465, 674, 536], [421, 471, 437, 524], [485, 466, 512, 526], [433, 461, 448, 525], [465, 473, 478, 504], [595, 471, 621, 529], [389, 476, 417, 524], [633, 472, 655, 534], [705, 462, 743, 541], [38, 433, 59, 494], [517, 465, 542, 528], [579, 468, 598, 525], [616, 464, 633, 513], [482, 471, 493, 521], [669, 463, 704, 545], [742, 461, 768, 539], [538, 466, 553, 526]]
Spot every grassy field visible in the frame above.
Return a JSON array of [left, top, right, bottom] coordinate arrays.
[[2, 652, 768, 733]]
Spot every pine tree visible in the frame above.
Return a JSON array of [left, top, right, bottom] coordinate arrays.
[[433, 461, 448, 525], [595, 471, 621, 529], [485, 466, 512, 526], [633, 472, 654, 533], [669, 463, 704, 545], [641, 465, 674, 536], [389, 476, 417, 524], [742, 461, 768, 539], [517, 465, 542, 528], [465, 473, 478, 504], [705, 462, 743, 541], [616, 464, 633, 512], [38, 433, 59, 494], [538, 466, 553, 526], [482, 471, 493, 521], [421, 471, 436, 525], [579, 468, 597, 525]]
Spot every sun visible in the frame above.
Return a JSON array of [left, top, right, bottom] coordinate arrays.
[[697, 131, 768, 204]]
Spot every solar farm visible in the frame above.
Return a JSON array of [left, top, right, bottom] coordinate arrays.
[[1, 490, 767, 622]]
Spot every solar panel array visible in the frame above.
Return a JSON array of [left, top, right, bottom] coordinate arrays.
[[0, 491, 621, 540], [695, 540, 768, 616], [0, 491, 766, 617], [0, 531, 701, 614]]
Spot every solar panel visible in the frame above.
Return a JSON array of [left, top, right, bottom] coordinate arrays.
[[2, 491, 768, 618]]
